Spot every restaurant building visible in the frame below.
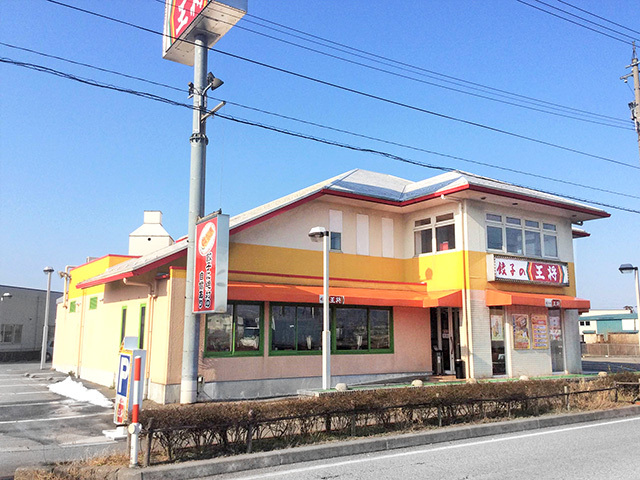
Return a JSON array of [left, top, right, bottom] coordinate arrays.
[[52, 169, 608, 403]]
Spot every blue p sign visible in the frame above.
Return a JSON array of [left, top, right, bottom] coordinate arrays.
[[117, 354, 130, 397]]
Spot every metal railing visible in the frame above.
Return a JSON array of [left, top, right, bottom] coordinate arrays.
[[138, 385, 622, 466]]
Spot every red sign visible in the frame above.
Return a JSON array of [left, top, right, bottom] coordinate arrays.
[[194, 214, 229, 314], [167, 0, 208, 42]]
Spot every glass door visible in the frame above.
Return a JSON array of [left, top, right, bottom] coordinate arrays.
[[431, 308, 454, 374], [549, 309, 564, 372]]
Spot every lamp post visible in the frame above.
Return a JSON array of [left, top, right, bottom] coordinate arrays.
[[309, 226, 331, 390], [41, 267, 54, 369], [619, 263, 640, 354]]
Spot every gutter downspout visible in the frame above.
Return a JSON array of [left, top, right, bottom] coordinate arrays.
[[441, 194, 473, 379], [60, 265, 75, 308], [122, 278, 157, 399]]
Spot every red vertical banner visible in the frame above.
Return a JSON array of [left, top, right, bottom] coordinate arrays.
[[193, 214, 229, 314]]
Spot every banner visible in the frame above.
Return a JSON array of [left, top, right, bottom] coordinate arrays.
[[193, 214, 229, 314]]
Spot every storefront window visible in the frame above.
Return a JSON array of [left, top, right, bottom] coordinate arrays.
[[205, 303, 262, 356], [271, 304, 322, 353], [490, 307, 506, 375], [549, 309, 564, 372], [335, 306, 392, 353]]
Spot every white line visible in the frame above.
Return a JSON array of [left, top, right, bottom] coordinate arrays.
[[0, 400, 75, 408], [0, 412, 112, 425], [232, 416, 640, 480], [0, 384, 49, 388]]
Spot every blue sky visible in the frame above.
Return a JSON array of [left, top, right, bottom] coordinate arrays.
[[1, 0, 639, 309]]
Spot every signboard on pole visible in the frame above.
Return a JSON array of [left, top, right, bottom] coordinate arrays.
[[114, 337, 146, 425], [162, 0, 247, 66], [194, 213, 229, 314]]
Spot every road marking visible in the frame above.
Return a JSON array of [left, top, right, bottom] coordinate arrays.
[[231, 416, 640, 479], [0, 412, 112, 425], [0, 391, 59, 396], [0, 384, 50, 388], [0, 400, 78, 408]]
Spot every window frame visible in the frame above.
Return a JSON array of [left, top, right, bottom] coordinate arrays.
[[486, 213, 558, 259], [204, 301, 264, 357], [89, 296, 98, 310], [413, 212, 456, 256], [0, 324, 22, 344], [332, 305, 394, 355], [269, 302, 323, 356]]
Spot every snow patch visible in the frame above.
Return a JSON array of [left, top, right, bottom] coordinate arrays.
[[48, 377, 113, 408]]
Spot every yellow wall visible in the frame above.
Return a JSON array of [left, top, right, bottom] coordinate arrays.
[[229, 242, 464, 293]]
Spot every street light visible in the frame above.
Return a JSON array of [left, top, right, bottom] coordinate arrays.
[[41, 267, 54, 370], [619, 263, 640, 353], [309, 226, 331, 390], [1, 292, 12, 302]]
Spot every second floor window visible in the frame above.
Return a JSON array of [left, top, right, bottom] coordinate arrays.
[[414, 213, 456, 255], [487, 214, 558, 259]]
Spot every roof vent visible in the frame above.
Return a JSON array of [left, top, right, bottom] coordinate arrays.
[[128, 211, 174, 256]]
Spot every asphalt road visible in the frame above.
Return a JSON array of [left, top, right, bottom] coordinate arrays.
[[210, 416, 640, 480], [0, 362, 125, 479], [582, 356, 640, 374]]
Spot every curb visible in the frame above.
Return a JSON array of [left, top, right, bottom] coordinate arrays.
[[115, 405, 640, 479]]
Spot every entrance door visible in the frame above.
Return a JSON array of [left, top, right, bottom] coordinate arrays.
[[431, 308, 455, 374], [549, 309, 564, 372]]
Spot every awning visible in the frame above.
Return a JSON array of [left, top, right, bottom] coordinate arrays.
[[485, 290, 590, 312], [228, 282, 461, 308]]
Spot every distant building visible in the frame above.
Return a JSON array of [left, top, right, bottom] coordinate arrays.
[[579, 309, 638, 335], [52, 169, 608, 403], [0, 285, 62, 361]]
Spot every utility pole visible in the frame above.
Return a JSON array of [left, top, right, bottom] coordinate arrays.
[[621, 42, 640, 162], [180, 34, 226, 405]]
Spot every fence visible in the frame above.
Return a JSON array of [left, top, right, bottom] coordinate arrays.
[[139, 386, 621, 466], [581, 343, 640, 357]]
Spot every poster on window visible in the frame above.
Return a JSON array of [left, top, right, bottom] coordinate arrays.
[[491, 315, 504, 341], [531, 314, 549, 349], [513, 314, 531, 349], [548, 313, 562, 341]]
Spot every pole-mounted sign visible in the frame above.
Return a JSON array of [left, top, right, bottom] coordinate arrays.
[[193, 213, 229, 314], [163, 0, 247, 66]]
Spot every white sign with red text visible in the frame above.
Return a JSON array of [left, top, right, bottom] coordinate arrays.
[[487, 255, 569, 286]]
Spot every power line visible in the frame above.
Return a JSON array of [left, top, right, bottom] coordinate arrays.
[[2, 55, 639, 215], [516, 0, 637, 45], [3, 41, 639, 202], [41, 0, 640, 171], [166, 0, 630, 129], [557, 0, 640, 36]]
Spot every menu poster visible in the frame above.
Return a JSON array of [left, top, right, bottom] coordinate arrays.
[[531, 314, 549, 349], [513, 314, 531, 350], [491, 315, 504, 341], [549, 313, 562, 341]]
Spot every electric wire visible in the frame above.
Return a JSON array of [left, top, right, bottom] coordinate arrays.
[[156, 0, 631, 129], [529, 0, 639, 41], [161, 0, 627, 127], [40, 0, 639, 170], [516, 0, 637, 45], [2, 41, 639, 202], [556, 0, 640, 37], [2, 55, 639, 216]]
